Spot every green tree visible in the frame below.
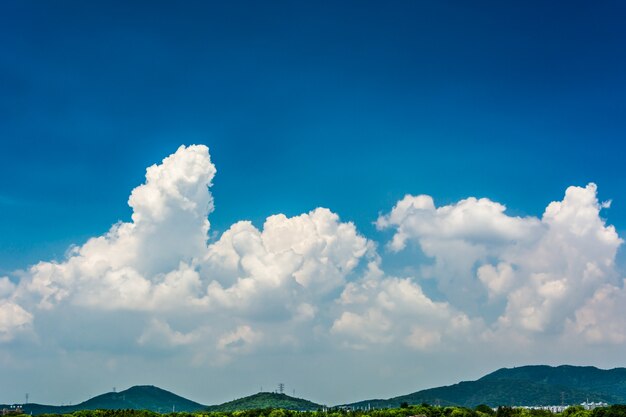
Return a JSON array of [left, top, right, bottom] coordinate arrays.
[[475, 406, 495, 416]]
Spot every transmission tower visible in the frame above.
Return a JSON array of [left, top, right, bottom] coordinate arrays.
[[25, 394, 29, 405], [278, 383, 284, 394]]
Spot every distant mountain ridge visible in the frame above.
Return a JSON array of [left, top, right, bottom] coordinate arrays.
[[4, 365, 626, 414], [347, 365, 626, 408]]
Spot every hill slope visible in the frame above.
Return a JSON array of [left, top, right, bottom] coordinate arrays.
[[76, 385, 205, 412], [480, 365, 626, 401], [3, 386, 205, 415], [348, 365, 626, 408], [206, 392, 321, 411]]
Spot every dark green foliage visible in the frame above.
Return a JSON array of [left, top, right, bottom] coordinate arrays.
[[496, 407, 515, 417], [527, 410, 554, 417], [475, 405, 495, 415], [592, 405, 626, 417], [4, 403, 623, 417]]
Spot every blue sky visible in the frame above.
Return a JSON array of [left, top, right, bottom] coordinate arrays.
[[1, 0, 626, 407]]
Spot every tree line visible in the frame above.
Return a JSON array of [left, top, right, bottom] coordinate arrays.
[[12, 404, 626, 417]]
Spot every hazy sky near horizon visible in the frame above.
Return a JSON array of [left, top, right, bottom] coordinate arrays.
[[2, 0, 626, 407]]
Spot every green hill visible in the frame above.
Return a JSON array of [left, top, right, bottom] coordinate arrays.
[[3, 386, 205, 415], [206, 392, 321, 411], [347, 365, 626, 408], [480, 365, 626, 401], [3, 389, 321, 415], [76, 385, 205, 413]]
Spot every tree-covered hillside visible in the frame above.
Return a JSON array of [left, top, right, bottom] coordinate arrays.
[[480, 366, 626, 401], [347, 365, 626, 408], [206, 393, 321, 412], [1, 386, 205, 415]]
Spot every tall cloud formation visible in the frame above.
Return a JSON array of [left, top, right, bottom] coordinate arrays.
[[18, 145, 217, 312], [0, 145, 624, 395], [1, 145, 373, 359]]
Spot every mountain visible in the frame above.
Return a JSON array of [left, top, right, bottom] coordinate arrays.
[[4, 365, 626, 415], [1, 386, 206, 415], [74, 385, 205, 413], [1, 388, 320, 415], [480, 365, 626, 401], [206, 392, 322, 411], [347, 365, 626, 408]]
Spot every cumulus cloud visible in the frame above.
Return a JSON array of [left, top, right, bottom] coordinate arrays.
[[565, 280, 626, 344], [331, 262, 482, 350], [138, 319, 205, 348], [17, 145, 216, 312], [376, 194, 543, 312], [0, 277, 32, 341], [1, 144, 374, 360], [0, 277, 16, 298], [200, 208, 371, 318], [0, 300, 32, 342], [477, 262, 515, 298], [1, 142, 624, 391], [376, 195, 542, 253], [378, 183, 623, 340], [217, 325, 262, 352]]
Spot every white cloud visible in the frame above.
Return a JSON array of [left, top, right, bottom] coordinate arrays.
[[495, 184, 622, 335], [331, 263, 482, 351], [217, 325, 262, 352], [3, 145, 374, 363], [18, 144, 216, 312], [200, 208, 371, 317], [2, 143, 625, 404], [0, 277, 32, 342], [378, 183, 624, 340], [0, 277, 16, 298], [477, 262, 515, 298], [565, 279, 626, 344], [0, 300, 32, 342], [376, 194, 543, 312], [138, 319, 204, 348], [376, 194, 542, 252]]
